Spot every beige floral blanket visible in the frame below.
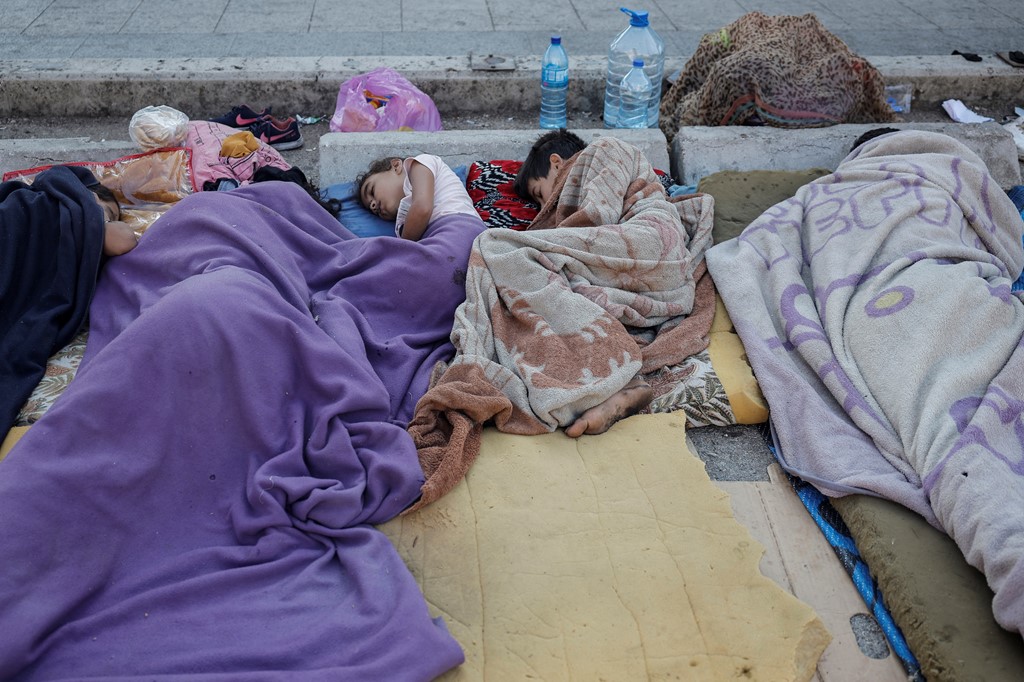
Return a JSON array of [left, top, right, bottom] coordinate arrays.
[[409, 137, 715, 510]]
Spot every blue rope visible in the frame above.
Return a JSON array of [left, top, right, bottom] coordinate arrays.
[[759, 425, 925, 680], [1009, 186, 1024, 293], [787, 476, 924, 680]]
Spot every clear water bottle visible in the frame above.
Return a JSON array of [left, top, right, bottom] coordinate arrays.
[[604, 7, 664, 128], [539, 35, 569, 129], [618, 59, 651, 128]]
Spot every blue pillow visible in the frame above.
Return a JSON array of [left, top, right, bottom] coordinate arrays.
[[323, 164, 469, 238]]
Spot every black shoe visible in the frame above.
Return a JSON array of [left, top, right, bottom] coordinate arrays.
[[210, 104, 273, 128]]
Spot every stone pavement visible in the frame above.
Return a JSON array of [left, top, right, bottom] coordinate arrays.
[[1, 0, 1022, 59], [2, 0, 1022, 123], [1, 4, 1021, 670], [2, 0, 1022, 486]]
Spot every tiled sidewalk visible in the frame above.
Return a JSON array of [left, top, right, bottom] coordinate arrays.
[[1, 0, 1021, 59]]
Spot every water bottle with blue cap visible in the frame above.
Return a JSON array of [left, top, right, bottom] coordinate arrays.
[[539, 35, 569, 129], [618, 59, 652, 128], [604, 7, 664, 128]]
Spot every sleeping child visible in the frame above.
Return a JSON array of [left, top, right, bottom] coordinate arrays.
[[1, 165, 138, 438], [512, 128, 587, 207], [357, 154, 484, 241]]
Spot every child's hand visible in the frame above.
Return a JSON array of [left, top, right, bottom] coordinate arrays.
[[103, 221, 140, 256]]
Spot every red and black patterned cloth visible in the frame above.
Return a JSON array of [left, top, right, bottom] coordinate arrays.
[[467, 160, 675, 231], [466, 160, 536, 230]]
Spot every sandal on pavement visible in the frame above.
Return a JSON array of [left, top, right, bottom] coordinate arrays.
[[951, 50, 983, 62], [997, 51, 1024, 68]]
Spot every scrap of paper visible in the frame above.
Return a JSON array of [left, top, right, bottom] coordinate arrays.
[[941, 99, 994, 123]]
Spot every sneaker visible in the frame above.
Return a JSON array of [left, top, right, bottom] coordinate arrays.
[[250, 117, 304, 151], [210, 104, 273, 128]]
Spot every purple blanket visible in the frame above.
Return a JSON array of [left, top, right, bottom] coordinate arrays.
[[0, 182, 484, 679]]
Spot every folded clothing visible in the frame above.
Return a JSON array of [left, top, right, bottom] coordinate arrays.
[[187, 120, 292, 191], [220, 131, 260, 158]]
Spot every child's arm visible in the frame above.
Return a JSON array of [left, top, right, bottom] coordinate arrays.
[[400, 160, 436, 241]]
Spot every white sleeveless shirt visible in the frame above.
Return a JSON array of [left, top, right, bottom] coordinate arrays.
[[395, 154, 478, 238]]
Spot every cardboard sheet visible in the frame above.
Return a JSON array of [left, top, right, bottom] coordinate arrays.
[[833, 495, 1024, 681], [381, 413, 830, 681]]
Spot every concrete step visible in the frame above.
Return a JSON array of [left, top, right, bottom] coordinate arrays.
[[0, 138, 138, 179], [318, 129, 670, 186], [671, 122, 1022, 189], [3, 122, 1019, 193], [1, 55, 1021, 119], [315, 123, 1020, 190]]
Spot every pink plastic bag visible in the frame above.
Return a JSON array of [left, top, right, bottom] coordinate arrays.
[[329, 67, 443, 133]]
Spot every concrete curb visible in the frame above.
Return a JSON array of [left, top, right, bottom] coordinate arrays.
[[672, 122, 1022, 189], [2, 55, 1022, 119], [319, 129, 670, 186], [3, 123, 1019, 193]]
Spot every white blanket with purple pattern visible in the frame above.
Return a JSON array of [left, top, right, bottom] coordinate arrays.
[[706, 130, 1024, 636]]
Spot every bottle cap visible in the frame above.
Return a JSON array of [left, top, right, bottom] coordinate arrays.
[[550, 35, 561, 45], [633, 59, 644, 67], [620, 7, 650, 27]]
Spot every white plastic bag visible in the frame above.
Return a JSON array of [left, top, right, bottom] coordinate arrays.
[[129, 105, 190, 150], [941, 99, 993, 123], [1004, 106, 1024, 161]]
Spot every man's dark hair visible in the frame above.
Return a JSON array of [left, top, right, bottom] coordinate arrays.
[[86, 182, 116, 203], [849, 127, 900, 154], [513, 129, 587, 202]]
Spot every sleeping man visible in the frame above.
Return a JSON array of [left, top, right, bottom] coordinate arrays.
[[408, 135, 717, 510], [704, 128, 1024, 637]]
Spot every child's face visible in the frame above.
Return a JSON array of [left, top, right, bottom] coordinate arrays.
[[92, 192, 121, 222], [525, 154, 564, 206], [359, 159, 405, 220]]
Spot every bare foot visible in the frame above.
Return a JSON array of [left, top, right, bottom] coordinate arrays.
[[565, 377, 654, 438]]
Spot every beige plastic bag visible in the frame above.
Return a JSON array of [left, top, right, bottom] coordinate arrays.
[[129, 105, 190, 150]]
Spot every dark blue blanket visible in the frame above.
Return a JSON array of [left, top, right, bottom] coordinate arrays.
[[0, 165, 104, 435]]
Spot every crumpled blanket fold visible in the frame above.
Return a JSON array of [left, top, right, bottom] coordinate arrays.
[[409, 137, 715, 511], [0, 183, 483, 679]]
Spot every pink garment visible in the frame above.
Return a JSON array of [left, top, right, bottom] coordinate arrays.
[[186, 120, 292, 190]]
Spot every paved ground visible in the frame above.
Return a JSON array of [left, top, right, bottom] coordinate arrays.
[[3, 0, 1022, 482], [1, 0, 1021, 59]]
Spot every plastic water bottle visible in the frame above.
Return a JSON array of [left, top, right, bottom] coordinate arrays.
[[604, 7, 664, 128], [540, 35, 569, 129], [618, 59, 652, 128]]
